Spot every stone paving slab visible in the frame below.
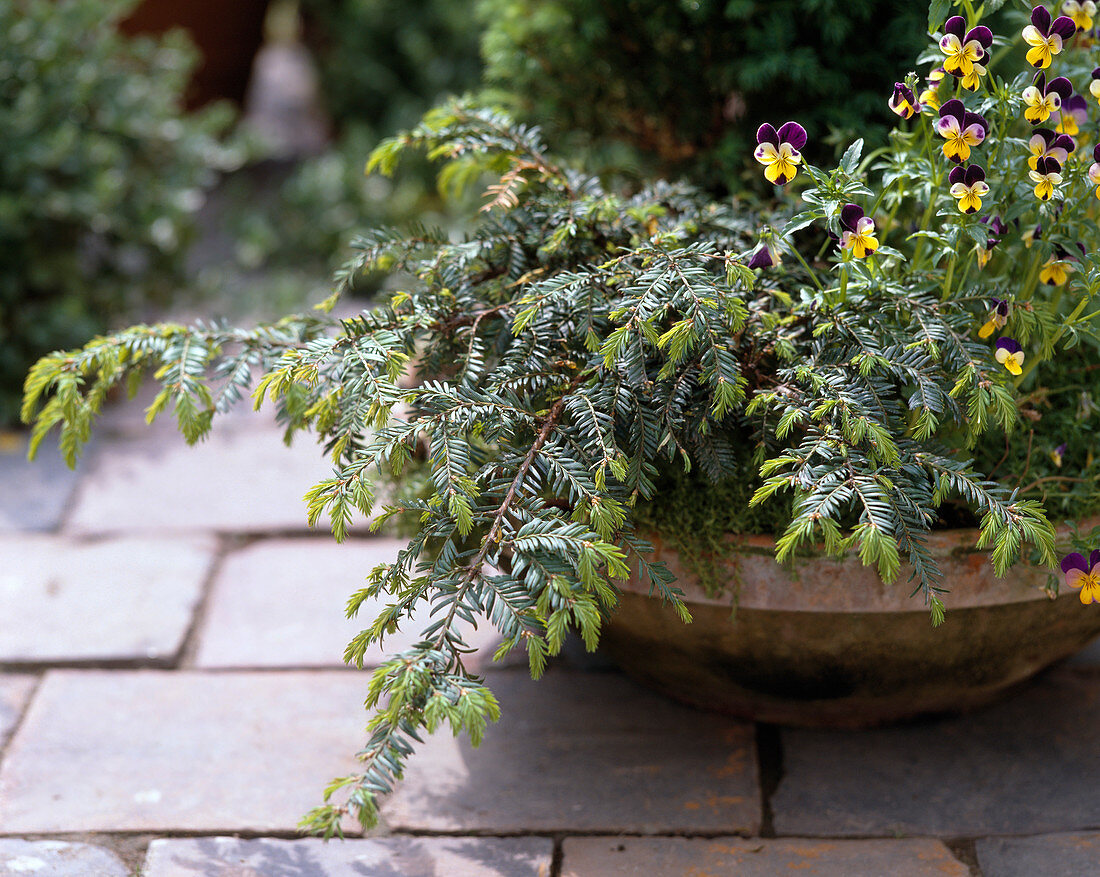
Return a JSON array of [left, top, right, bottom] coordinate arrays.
[[772, 668, 1100, 837], [193, 538, 503, 669], [64, 427, 341, 534], [0, 670, 371, 832], [0, 839, 128, 877], [383, 669, 760, 834], [976, 832, 1100, 877], [0, 677, 36, 750], [95, 380, 278, 439], [143, 835, 553, 877], [0, 432, 82, 533], [0, 535, 214, 663], [560, 837, 968, 876]]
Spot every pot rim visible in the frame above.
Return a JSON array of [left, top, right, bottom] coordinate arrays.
[[624, 516, 1100, 614]]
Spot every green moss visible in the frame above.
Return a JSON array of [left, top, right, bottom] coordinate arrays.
[[633, 443, 792, 597]]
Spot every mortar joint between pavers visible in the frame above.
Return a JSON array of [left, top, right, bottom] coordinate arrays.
[[0, 672, 44, 765], [550, 834, 565, 877], [754, 723, 783, 839], [175, 534, 241, 669], [943, 838, 985, 876]]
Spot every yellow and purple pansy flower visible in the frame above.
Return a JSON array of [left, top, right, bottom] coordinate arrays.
[[1051, 442, 1068, 467], [976, 216, 1008, 268], [948, 164, 990, 214], [919, 67, 947, 112], [1027, 128, 1076, 170], [1029, 156, 1064, 201], [888, 83, 920, 120], [1040, 247, 1074, 284], [753, 122, 807, 185], [994, 337, 1025, 375], [936, 99, 988, 162], [1023, 72, 1073, 124], [940, 16, 993, 80], [978, 298, 1009, 338], [1061, 550, 1100, 604], [747, 241, 781, 269], [1052, 94, 1089, 136], [1091, 68, 1100, 107], [1023, 5, 1077, 68], [1088, 143, 1100, 198], [1063, 0, 1097, 31], [838, 204, 879, 258]]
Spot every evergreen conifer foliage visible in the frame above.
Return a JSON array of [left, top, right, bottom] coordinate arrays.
[[24, 101, 1065, 831]]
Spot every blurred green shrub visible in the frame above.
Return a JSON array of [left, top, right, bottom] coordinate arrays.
[[219, 1, 484, 290], [477, 0, 928, 186], [0, 0, 239, 424], [300, 0, 483, 136], [225, 128, 464, 291]]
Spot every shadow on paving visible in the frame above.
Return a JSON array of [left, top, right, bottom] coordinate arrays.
[[773, 667, 1100, 837]]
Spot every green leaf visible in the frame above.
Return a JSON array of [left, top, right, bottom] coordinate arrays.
[[928, 0, 952, 33], [840, 138, 864, 175]]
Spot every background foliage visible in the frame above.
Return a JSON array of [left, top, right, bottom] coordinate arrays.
[[0, 0, 238, 425], [477, 0, 929, 186]]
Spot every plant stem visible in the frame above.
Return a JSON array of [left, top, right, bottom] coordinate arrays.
[[1014, 295, 1092, 386], [788, 243, 824, 291]]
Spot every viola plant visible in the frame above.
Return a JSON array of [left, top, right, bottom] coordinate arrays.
[[1061, 550, 1100, 602], [18, 0, 1100, 836], [1022, 5, 1076, 68], [753, 121, 808, 185]]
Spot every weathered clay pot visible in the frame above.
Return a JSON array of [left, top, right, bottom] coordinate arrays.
[[600, 526, 1100, 727]]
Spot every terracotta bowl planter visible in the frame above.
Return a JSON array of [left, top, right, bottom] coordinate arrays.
[[600, 525, 1100, 727]]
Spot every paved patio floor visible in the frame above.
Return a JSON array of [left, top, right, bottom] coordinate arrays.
[[2, 398, 1099, 876]]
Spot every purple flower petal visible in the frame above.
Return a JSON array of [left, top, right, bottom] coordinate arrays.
[[1033, 71, 1047, 91], [1051, 15, 1078, 39], [965, 164, 986, 185], [777, 121, 807, 150], [1036, 156, 1062, 174], [756, 123, 778, 146], [747, 245, 774, 269], [840, 203, 864, 232], [1093, 67, 1100, 80], [1032, 5, 1052, 34], [966, 25, 993, 47], [994, 298, 1008, 315], [948, 165, 966, 185], [1052, 133, 1076, 153], [996, 337, 1022, 354], [964, 111, 988, 133], [1062, 552, 1089, 574], [1093, 143, 1100, 163], [1032, 127, 1055, 147], [1048, 76, 1074, 100], [1065, 94, 1089, 120], [939, 98, 965, 121], [944, 15, 966, 38]]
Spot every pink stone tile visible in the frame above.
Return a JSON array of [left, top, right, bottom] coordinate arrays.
[[0, 536, 214, 663], [383, 669, 760, 834], [193, 538, 503, 669], [561, 837, 967, 876], [143, 836, 553, 877], [0, 670, 370, 832], [0, 840, 128, 877], [0, 676, 36, 749], [65, 428, 343, 535]]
